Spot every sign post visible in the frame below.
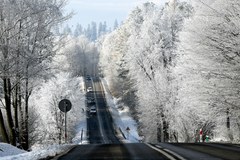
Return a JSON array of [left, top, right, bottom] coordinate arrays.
[[59, 99, 72, 143]]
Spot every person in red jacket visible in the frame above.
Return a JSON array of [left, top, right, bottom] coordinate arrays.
[[199, 128, 203, 142]]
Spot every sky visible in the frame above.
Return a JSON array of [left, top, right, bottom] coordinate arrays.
[[64, 0, 169, 29]]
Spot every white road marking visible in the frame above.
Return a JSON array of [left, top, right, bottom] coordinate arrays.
[[155, 144, 186, 160], [145, 143, 176, 160], [164, 149, 187, 160], [156, 145, 163, 149]]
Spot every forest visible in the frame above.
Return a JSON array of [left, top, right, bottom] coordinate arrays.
[[99, 0, 240, 143], [0, 0, 240, 151]]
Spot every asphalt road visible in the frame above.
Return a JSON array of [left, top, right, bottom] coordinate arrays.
[[86, 77, 119, 144], [53, 142, 240, 160], [51, 77, 240, 160], [55, 143, 174, 160], [159, 142, 240, 160]]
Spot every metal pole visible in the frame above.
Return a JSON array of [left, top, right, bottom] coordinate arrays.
[[64, 103, 67, 143], [65, 111, 67, 143], [81, 128, 83, 144]]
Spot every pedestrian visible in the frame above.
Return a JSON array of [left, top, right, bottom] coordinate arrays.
[[199, 128, 203, 142], [205, 135, 209, 142]]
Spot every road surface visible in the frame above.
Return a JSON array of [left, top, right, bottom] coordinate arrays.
[[51, 77, 240, 160], [85, 77, 119, 144], [53, 142, 240, 160]]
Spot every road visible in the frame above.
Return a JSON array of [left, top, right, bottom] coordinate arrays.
[[52, 77, 240, 160], [53, 142, 240, 160], [85, 77, 119, 144]]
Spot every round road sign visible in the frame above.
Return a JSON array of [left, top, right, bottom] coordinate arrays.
[[59, 99, 72, 112]]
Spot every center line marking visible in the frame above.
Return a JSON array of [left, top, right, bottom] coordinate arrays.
[[145, 143, 176, 160]]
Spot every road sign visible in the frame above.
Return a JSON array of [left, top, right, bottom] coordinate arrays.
[[59, 99, 72, 112], [58, 99, 72, 143]]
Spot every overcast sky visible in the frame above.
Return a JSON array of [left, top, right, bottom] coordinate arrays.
[[64, 0, 169, 29]]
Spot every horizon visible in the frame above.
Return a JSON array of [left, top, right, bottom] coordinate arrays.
[[63, 0, 169, 29]]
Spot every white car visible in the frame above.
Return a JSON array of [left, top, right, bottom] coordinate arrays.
[[87, 87, 93, 92]]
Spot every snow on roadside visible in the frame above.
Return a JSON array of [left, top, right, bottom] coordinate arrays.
[[101, 78, 141, 143], [72, 120, 89, 144], [0, 143, 26, 157], [71, 78, 89, 145], [0, 76, 88, 159], [0, 143, 74, 160]]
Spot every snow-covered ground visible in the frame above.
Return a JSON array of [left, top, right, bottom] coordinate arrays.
[[0, 143, 74, 160], [71, 78, 88, 145], [101, 78, 141, 143], [72, 120, 88, 145]]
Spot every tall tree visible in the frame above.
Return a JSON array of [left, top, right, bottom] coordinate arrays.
[[0, 0, 68, 149], [113, 19, 119, 30], [174, 0, 240, 141], [90, 22, 97, 41], [74, 23, 83, 37], [99, 1, 193, 143]]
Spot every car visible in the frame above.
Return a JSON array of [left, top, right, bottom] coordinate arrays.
[[86, 76, 91, 81], [89, 106, 97, 115], [87, 87, 93, 92], [87, 97, 95, 105]]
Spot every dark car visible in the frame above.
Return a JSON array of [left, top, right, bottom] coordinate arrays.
[[86, 75, 91, 81], [89, 106, 97, 115], [87, 97, 95, 105]]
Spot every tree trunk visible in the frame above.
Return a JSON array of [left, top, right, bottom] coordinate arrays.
[[22, 76, 29, 150], [13, 82, 20, 147], [4, 78, 16, 145], [226, 108, 230, 129], [158, 113, 169, 142], [226, 108, 233, 141], [163, 118, 169, 142], [19, 97, 25, 148], [14, 19, 22, 147], [0, 109, 9, 143]]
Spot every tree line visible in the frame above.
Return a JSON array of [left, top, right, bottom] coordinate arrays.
[[99, 0, 240, 143], [60, 19, 119, 41], [0, 0, 67, 150]]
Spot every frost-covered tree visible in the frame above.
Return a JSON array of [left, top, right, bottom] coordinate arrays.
[[98, 21, 109, 38], [121, 1, 192, 142], [174, 0, 240, 142], [113, 19, 119, 30], [63, 24, 72, 35], [100, 1, 193, 143], [0, 0, 67, 149], [90, 22, 97, 41], [98, 22, 103, 38], [58, 36, 99, 77], [30, 73, 85, 145], [74, 23, 83, 37]]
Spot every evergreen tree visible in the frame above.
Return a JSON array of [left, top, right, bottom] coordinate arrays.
[[114, 19, 119, 30], [98, 22, 103, 37], [90, 21, 97, 41], [74, 23, 83, 37], [85, 24, 91, 40], [63, 24, 72, 35], [102, 21, 107, 34]]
